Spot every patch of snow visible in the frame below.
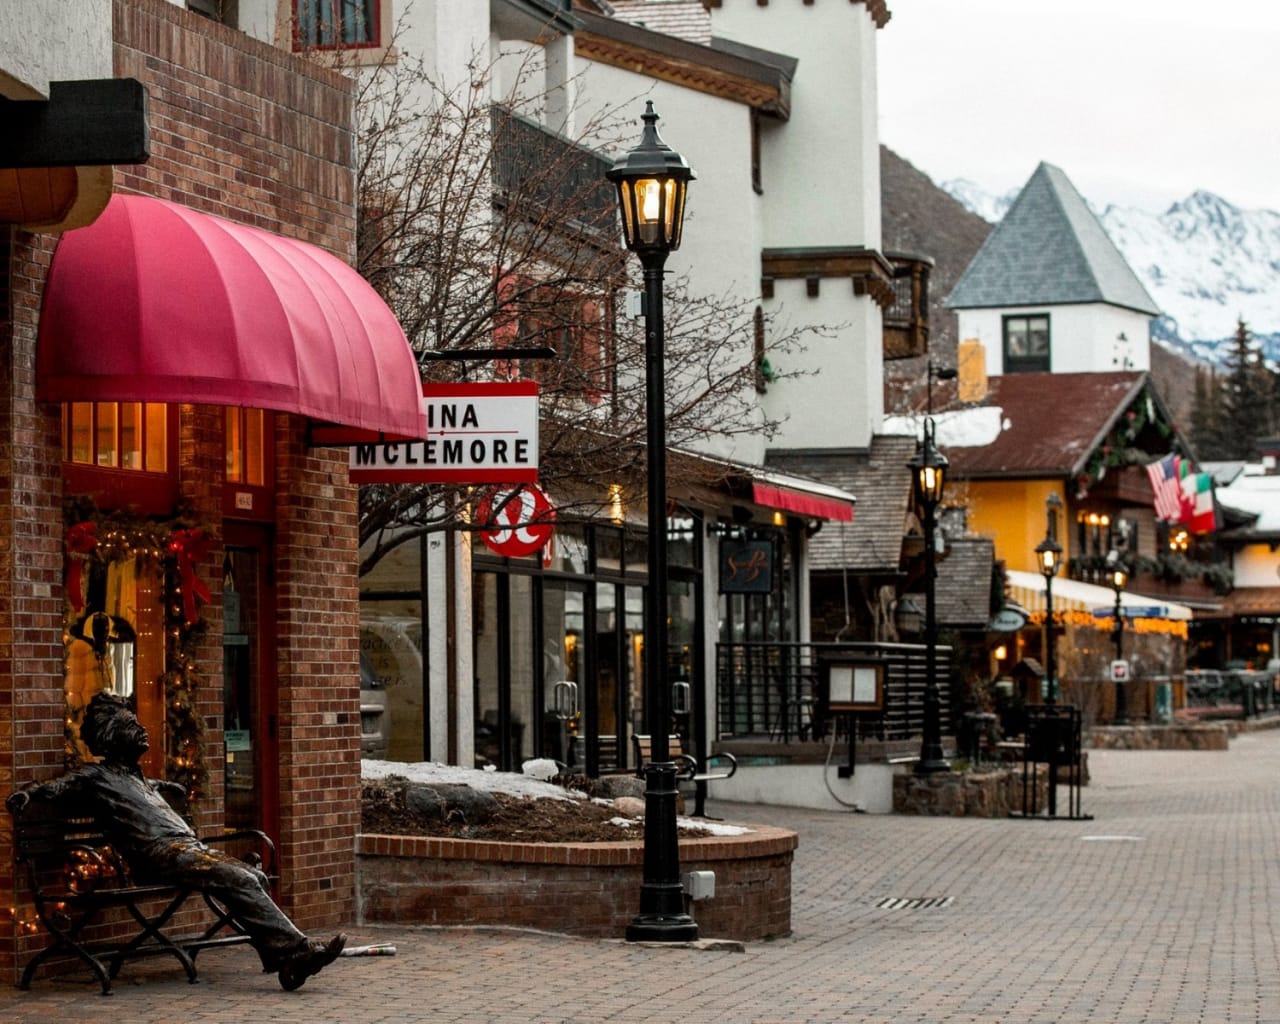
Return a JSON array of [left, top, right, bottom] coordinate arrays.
[[361, 759, 754, 835], [362, 759, 584, 802], [882, 406, 1005, 448]]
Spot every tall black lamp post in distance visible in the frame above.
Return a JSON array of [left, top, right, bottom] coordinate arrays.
[[908, 417, 949, 773], [1110, 564, 1129, 724], [1035, 493, 1064, 705], [607, 102, 697, 943]]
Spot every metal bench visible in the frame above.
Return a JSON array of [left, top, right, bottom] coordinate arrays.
[[10, 797, 276, 995], [631, 734, 737, 818]]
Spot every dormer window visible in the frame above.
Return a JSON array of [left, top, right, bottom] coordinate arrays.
[[1002, 313, 1050, 373]]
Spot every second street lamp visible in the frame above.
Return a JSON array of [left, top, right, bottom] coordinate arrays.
[[908, 418, 949, 773], [1110, 564, 1129, 725], [607, 103, 697, 944], [1035, 493, 1063, 706]]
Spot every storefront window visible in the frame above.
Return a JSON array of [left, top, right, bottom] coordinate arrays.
[[548, 524, 589, 575], [65, 401, 167, 472], [360, 601, 425, 762], [64, 560, 166, 777], [668, 515, 698, 569], [595, 527, 623, 574], [225, 408, 265, 485]]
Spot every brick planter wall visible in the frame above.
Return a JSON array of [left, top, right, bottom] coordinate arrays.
[[355, 825, 798, 941]]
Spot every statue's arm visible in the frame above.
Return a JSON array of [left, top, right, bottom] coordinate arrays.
[[148, 778, 187, 800], [6, 772, 87, 815]]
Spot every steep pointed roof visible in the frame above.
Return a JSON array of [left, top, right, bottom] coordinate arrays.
[[945, 162, 1159, 316]]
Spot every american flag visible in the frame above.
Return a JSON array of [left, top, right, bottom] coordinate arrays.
[[1146, 454, 1185, 522]]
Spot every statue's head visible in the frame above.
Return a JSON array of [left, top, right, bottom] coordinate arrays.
[[81, 692, 149, 763]]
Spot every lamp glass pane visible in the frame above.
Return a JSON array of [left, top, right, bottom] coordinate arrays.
[[618, 181, 635, 246], [671, 182, 687, 249], [636, 178, 662, 245]]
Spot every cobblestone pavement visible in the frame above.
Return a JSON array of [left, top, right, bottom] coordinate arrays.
[[7, 730, 1280, 1023]]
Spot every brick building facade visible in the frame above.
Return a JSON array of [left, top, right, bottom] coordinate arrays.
[[0, 0, 419, 982]]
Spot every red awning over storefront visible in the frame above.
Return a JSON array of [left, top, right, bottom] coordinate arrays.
[[37, 193, 427, 439], [752, 478, 855, 523]]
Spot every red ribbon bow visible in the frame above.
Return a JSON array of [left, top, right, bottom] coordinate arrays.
[[65, 522, 99, 613], [168, 528, 212, 625]]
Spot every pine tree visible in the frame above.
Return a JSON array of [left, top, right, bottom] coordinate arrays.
[[1219, 318, 1273, 460], [1188, 365, 1227, 458]]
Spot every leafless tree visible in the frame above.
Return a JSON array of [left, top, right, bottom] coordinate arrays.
[[346, 29, 825, 576]]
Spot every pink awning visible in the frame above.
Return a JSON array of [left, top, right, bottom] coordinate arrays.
[[37, 193, 426, 439]]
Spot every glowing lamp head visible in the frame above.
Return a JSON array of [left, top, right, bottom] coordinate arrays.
[[607, 103, 695, 256]]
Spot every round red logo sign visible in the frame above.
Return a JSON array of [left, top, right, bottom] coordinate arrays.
[[476, 485, 555, 557]]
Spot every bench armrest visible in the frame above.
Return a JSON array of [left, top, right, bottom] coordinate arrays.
[[200, 828, 277, 875], [706, 751, 737, 779]]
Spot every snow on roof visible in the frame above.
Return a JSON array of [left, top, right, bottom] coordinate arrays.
[[1215, 473, 1280, 532], [882, 405, 1005, 448]]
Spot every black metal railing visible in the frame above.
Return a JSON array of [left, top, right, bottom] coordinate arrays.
[[715, 641, 953, 743]]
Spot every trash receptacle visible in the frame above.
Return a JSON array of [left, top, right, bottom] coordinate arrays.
[[1154, 682, 1172, 724]]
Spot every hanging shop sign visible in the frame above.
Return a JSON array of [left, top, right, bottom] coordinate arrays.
[[988, 604, 1029, 633], [476, 484, 555, 558], [349, 381, 539, 484], [719, 539, 774, 594]]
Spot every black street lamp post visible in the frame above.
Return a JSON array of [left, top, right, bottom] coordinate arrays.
[[1035, 493, 1063, 706], [1110, 565, 1128, 725], [607, 103, 698, 943], [908, 417, 949, 774], [1034, 493, 1065, 815]]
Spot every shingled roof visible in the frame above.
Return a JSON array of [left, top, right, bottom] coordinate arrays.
[[941, 371, 1148, 479], [768, 435, 917, 573], [945, 162, 1159, 316], [934, 537, 997, 628]]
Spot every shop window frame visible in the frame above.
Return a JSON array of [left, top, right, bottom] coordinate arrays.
[[62, 403, 178, 516]]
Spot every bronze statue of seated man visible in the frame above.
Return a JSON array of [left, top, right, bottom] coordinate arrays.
[[6, 691, 345, 991]]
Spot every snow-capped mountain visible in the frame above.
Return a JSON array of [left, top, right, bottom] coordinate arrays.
[[938, 178, 1017, 225], [940, 179, 1280, 367]]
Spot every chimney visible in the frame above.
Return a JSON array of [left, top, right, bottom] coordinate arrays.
[[957, 339, 987, 404]]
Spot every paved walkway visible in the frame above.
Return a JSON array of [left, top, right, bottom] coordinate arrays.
[[7, 731, 1280, 1023]]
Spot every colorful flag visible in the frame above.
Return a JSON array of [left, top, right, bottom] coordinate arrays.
[[1181, 471, 1215, 534], [1146, 454, 1185, 523]]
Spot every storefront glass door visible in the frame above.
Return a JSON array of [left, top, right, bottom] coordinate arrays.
[[222, 528, 279, 840]]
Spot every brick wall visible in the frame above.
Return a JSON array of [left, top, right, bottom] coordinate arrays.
[[108, 0, 362, 930], [1, 0, 365, 982], [112, 0, 356, 253], [0, 225, 74, 982], [355, 827, 798, 941], [273, 422, 361, 929]]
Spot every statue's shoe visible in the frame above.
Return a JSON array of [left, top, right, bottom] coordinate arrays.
[[278, 932, 347, 991]]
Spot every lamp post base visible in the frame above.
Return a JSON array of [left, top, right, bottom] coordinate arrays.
[[914, 753, 951, 775], [626, 762, 698, 943]]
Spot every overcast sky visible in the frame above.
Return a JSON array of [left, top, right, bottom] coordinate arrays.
[[877, 1, 1280, 214]]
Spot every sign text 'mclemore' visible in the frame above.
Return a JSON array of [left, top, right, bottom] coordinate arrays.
[[349, 381, 539, 484]]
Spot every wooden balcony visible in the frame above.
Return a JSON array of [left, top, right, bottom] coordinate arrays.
[[883, 252, 932, 361]]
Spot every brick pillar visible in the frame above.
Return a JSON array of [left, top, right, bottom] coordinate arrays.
[[0, 228, 74, 984], [272, 416, 360, 929]]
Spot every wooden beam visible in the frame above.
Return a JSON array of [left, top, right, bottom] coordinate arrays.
[[1, 78, 149, 169]]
